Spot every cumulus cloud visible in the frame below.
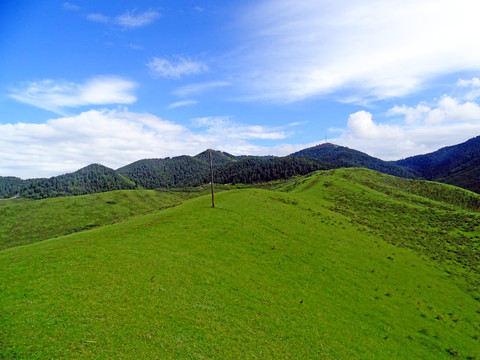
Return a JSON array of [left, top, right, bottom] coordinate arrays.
[[388, 95, 480, 125], [9, 76, 137, 113], [0, 109, 295, 179], [147, 57, 208, 79], [387, 104, 431, 124], [457, 77, 480, 100], [347, 111, 403, 140], [236, 0, 480, 103], [335, 95, 480, 160]]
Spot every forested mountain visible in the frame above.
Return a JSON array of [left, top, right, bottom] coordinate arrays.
[[193, 149, 238, 165], [117, 151, 331, 189], [213, 156, 330, 184], [0, 164, 137, 199], [117, 155, 211, 189], [4, 136, 480, 199], [0, 176, 24, 198], [396, 136, 480, 193], [290, 143, 417, 178]]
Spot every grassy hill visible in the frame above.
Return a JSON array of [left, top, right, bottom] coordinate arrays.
[[1, 169, 479, 359], [0, 189, 202, 250]]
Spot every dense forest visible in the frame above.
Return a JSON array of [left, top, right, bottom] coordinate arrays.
[[0, 176, 24, 199], [395, 135, 480, 193], [118, 152, 331, 190], [1, 164, 137, 199], [1, 152, 332, 198], [213, 156, 330, 184], [117, 156, 210, 189]]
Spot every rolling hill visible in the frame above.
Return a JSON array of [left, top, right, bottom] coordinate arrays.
[[0, 189, 204, 250], [1, 169, 479, 359]]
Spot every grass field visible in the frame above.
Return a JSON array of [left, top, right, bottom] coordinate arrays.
[[0, 189, 203, 250], [1, 169, 479, 359]]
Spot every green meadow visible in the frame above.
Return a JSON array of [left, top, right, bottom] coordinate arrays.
[[0, 189, 203, 250], [1, 169, 479, 359]]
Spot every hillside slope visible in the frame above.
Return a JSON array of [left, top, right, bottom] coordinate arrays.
[[281, 168, 480, 290], [0, 176, 24, 198], [396, 135, 480, 193], [0, 189, 200, 250], [117, 155, 210, 189], [1, 169, 479, 359], [0, 164, 137, 199]]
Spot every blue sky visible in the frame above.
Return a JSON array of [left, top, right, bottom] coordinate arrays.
[[2, 0, 480, 178]]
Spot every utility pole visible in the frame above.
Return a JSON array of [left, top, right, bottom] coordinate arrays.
[[209, 149, 215, 208]]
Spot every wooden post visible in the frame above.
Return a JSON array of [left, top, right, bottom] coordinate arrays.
[[209, 149, 215, 208]]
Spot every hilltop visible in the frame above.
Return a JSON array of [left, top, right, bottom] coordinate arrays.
[[0, 168, 479, 359], [290, 143, 416, 177]]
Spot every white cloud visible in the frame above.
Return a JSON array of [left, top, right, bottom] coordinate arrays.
[[387, 104, 431, 124], [388, 95, 480, 124], [168, 100, 198, 109], [0, 110, 293, 179], [236, 0, 480, 103], [9, 76, 137, 113], [115, 9, 160, 28], [347, 111, 403, 140], [335, 95, 480, 160], [192, 116, 289, 140], [63, 2, 79, 11], [173, 81, 231, 97], [457, 77, 480, 100], [87, 13, 110, 23], [147, 57, 208, 79], [457, 78, 480, 88], [86, 9, 159, 28]]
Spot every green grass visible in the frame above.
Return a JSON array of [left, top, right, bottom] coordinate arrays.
[[1, 169, 479, 359], [282, 168, 480, 295], [0, 189, 202, 250]]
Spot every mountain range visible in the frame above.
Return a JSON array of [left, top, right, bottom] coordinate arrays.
[[2, 135, 480, 199]]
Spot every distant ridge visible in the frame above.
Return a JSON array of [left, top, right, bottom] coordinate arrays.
[[0, 164, 136, 199], [396, 136, 480, 193], [290, 143, 417, 178], [117, 150, 330, 190], [3, 135, 480, 198]]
